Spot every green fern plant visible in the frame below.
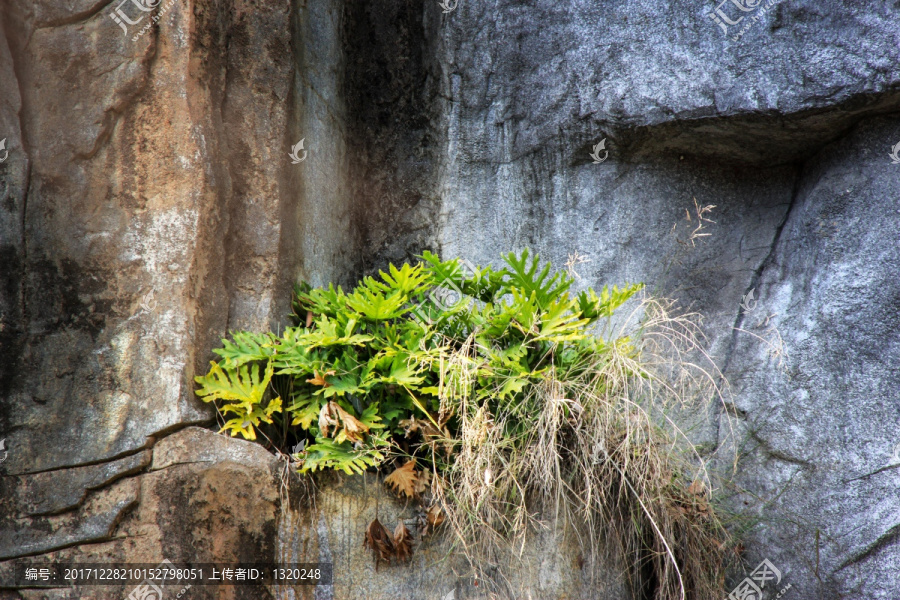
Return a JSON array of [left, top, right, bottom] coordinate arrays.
[[195, 250, 732, 600], [196, 251, 641, 472]]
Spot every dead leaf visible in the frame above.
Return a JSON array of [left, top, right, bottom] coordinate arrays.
[[426, 504, 445, 529], [384, 460, 421, 499], [305, 310, 314, 328], [393, 522, 412, 562], [318, 401, 370, 442], [399, 415, 453, 456], [415, 467, 431, 496], [398, 415, 422, 437], [333, 402, 369, 443], [364, 518, 395, 571], [307, 369, 335, 387], [417, 502, 445, 538], [318, 402, 339, 438]]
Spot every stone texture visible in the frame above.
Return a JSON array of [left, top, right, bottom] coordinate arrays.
[[721, 115, 900, 600], [426, 0, 900, 167], [0, 0, 323, 476], [355, 2, 900, 597], [0, 450, 151, 518], [279, 474, 628, 600], [0, 427, 283, 599], [0, 427, 627, 600], [1, 0, 899, 598]]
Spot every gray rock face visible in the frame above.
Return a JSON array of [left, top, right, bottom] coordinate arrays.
[[280, 474, 628, 600], [1, 0, 898, 598], [723, 116, 900, 600], [1, 427, 283, 599], [377, 2, 900, 597]]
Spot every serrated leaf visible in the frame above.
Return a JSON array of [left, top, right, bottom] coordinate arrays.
[[384, 460, 422, 498]]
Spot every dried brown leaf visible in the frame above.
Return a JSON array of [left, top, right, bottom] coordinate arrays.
[[332, 402, 369, 443], [318, 401, 369, 442], [414, 468, 431, 496], [398, 415, 422, 437], [426, 504, 445, 529], [363, 518, 394, 571], [307, 369, 335, 387], [318, 402, 339, 438], [687, 479, 705, 497], [393, 522, 412, 562], [384, 460, 421, 499]]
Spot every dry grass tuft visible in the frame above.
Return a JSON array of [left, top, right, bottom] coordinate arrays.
[[426, 295, 734, 600]]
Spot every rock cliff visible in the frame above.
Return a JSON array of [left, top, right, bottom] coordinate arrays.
[[0, 0, 898, 598]]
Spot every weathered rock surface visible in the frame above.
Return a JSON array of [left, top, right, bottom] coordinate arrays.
[[1, 427, 282, 599], [1, 0, 899, 598], [281, 473, 628, 600], [1, 427, 627, 600], [722, 115, 900, 600], [377, 2, 900, 597]]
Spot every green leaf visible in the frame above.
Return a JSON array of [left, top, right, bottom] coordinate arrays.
[[346, 284, 408, 320], [214, 331, 278, 368], [299, 435, 388, 474], [302, 316, 374, 348], [288, 392, 323, 430], [195, 360, 277, 440], [535, 296, 589, 343], [501, 249, 573, 310], [379, 262, 431, 296], [378, 353, 425, 387]]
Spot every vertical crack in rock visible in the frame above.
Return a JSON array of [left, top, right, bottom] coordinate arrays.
[[720, 167, 803, 378]]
